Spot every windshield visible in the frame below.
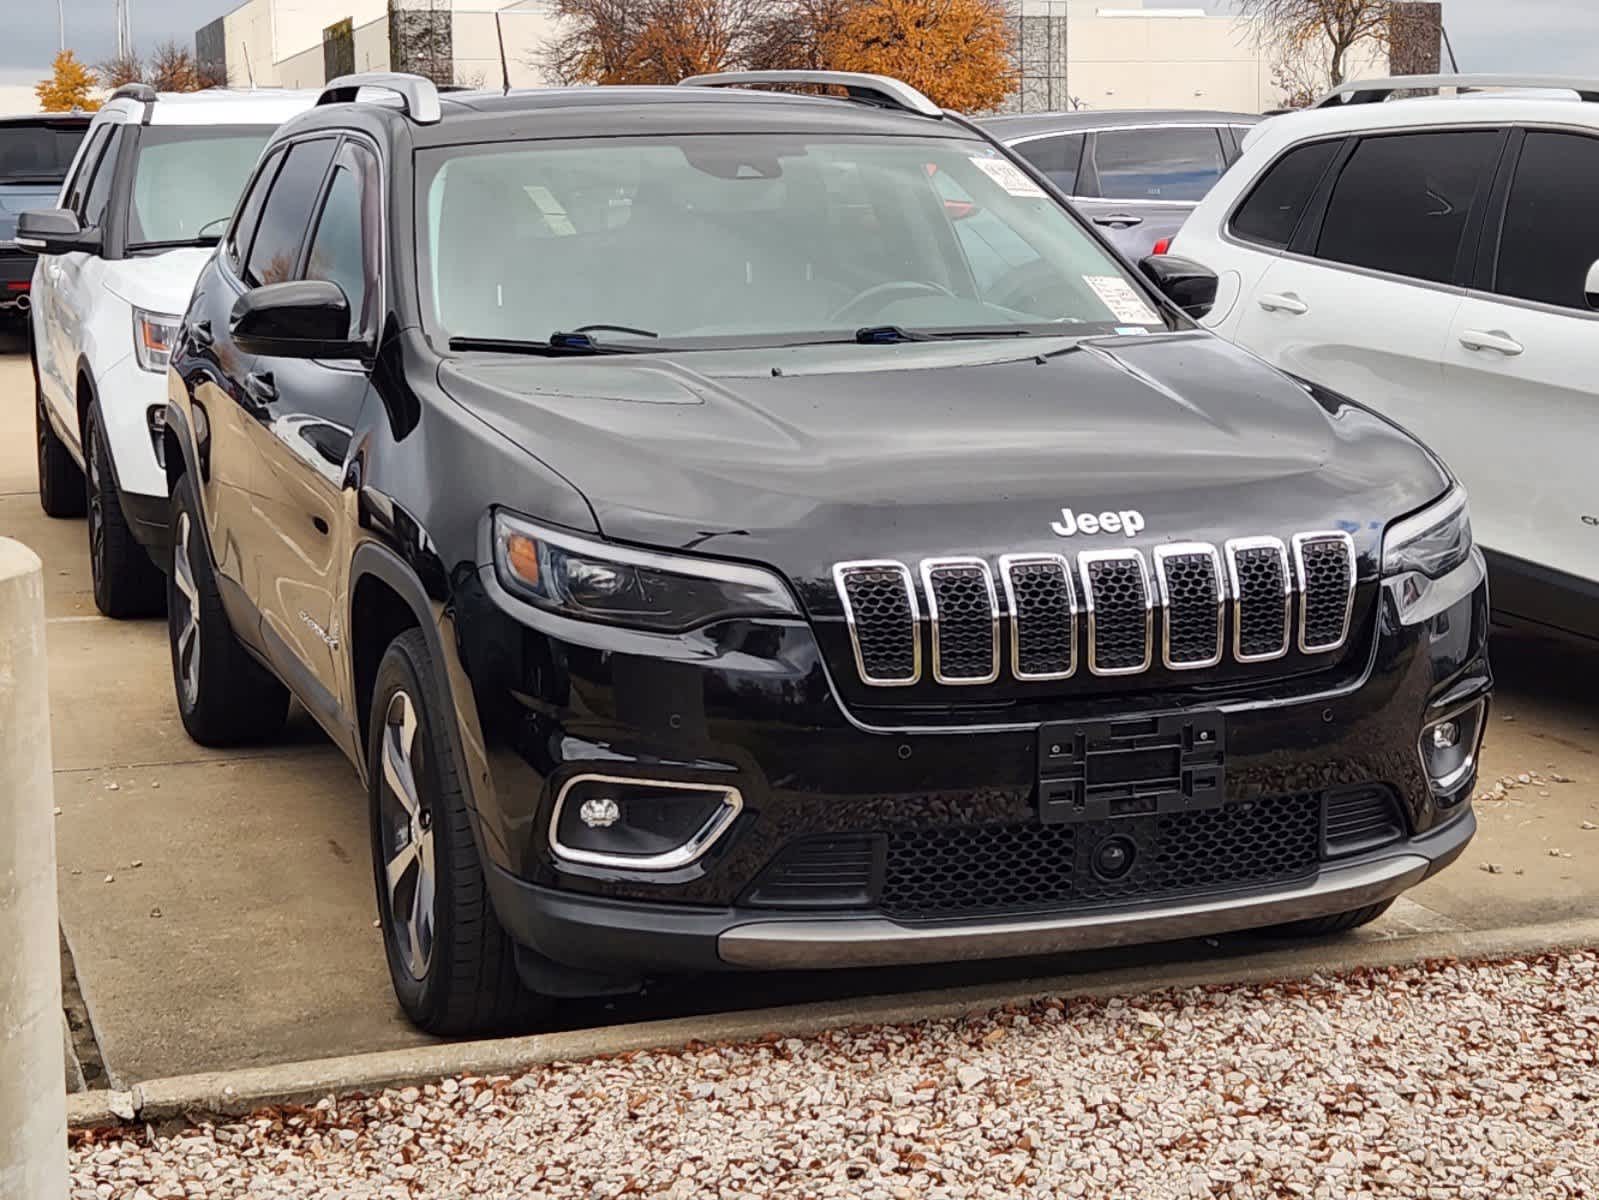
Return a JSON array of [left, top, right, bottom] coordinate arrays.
[[0, 122, 85, 185], [129, 126, 274, 249], [419, 134, 1167, 348]]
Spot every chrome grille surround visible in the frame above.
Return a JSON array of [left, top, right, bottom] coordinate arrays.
[[920, 557, 1001, 685], [1077, 549, 1154, 677], [1292, 531, 1357, 654], [833, 560, 921, 687], [998, 553, 1077, 681], [1224, 536, 1292, 664], [1153, 543, 1225, 671]]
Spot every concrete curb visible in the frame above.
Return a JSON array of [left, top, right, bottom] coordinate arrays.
[[66, 915, 1599, 1129]]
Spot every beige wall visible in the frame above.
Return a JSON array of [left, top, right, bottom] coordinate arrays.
[[221, 0, 279, 86], [453, 8, 564, 89], [1068, 13, 1274, 112]]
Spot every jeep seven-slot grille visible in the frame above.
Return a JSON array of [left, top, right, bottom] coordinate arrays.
[[834, 533, 1359, 689], [1294, 533, 1356, 653]]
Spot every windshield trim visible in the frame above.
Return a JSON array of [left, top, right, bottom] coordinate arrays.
[[413, 130, 1180, 357]]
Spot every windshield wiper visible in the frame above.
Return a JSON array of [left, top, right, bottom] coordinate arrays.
[[855, 325, 932, 344], [852, 325, 1044, 345], [449, 334, 657, 357], [130, 236, 221, 251]]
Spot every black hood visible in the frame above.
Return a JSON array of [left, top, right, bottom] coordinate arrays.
[[439, 332, 1448, 592]]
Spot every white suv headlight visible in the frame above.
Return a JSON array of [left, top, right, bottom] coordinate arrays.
[[1382, 486, 1472, 580], [133, 308, 181, 373]]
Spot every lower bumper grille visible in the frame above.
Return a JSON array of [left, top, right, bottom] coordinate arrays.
[[746, 789, 1399, 921]]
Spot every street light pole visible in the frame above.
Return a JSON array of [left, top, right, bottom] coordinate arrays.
[[57, 0, 65, 51]]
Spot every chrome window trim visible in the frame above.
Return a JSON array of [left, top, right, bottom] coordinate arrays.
[[920, 557, 1001, 686], [1292, 530, 1358, 654], [548, 774, 743, 871], [1153, 542, 1225, 671], [834, 560, 922, 687], [1225, 536, 1292, 664], [998, 552, 1077, 681], [1078, 548, 1153, 677]]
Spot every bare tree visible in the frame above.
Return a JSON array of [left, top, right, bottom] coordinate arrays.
[[149, 39, 207, 91], [538, 0, 648, 85], [1236, 0, 1390, 94], [96, 49, 144, 89]]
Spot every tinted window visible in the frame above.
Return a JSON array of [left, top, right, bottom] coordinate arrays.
[[1316, 131, 1500, 285], [64, 126, 110, 216], [305, 144, 380, 337], [245, 139, 336, 287], [1495, 131, 1599, 311], [80, 128, 124, 230], [129, 126, 274, 248], [228, 146, 285, 271], [1014, 133, 1084, 194], [1092, 128, 1226, 202], [0, 121, 86, 183], [1231, 139, 1340, 249]]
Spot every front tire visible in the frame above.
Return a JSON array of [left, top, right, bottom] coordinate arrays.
[[168, 472, 290, 745], [86, 403, 164, 618], [36, 367, 84, 518], [369, 628, 549, 1035]]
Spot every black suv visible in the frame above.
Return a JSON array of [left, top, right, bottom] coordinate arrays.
[[166, 71, 1490, 1033], [0, 113, 89, 325]]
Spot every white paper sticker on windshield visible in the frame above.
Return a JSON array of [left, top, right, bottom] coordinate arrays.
[[969, 156, 1047, 198], [1085, 275, 1160, 325]]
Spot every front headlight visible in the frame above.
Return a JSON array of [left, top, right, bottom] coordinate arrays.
[[133, 308, 181, 373], [1382, 486, 1472, 579], [493, 511, 799, 632]]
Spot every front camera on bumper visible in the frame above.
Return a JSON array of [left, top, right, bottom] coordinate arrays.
[[549, 775, 742, 871]]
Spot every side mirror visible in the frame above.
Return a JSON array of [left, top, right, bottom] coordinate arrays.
[[1137, 254, 1219, 320], [15, 208, 101, 257], [229, 280, 366, 359], [1586, 260, 1599, 312]]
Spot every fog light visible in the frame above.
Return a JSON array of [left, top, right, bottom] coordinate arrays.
[[1421, 701, 1486, 798], [148, 406, 167, 470], [578, 796, 620, 829], [550, 774, 742, 870]]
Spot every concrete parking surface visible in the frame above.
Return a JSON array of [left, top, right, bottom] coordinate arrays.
[[2, 336, 1594, 1089]]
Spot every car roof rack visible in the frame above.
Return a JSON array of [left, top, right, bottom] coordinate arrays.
[[678, 71, 943, 118], [1315, 73, 1599, 107], [110, 82, 158, 104], [317, 72, 442, 124]]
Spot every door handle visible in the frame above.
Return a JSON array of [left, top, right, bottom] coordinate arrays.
[[1459, 329, 1524, 357], [190, 318, 213, 347], [1093, 214, 1144, 227], [1258, 292, 1309, 316], [242, 370, 277, 411]]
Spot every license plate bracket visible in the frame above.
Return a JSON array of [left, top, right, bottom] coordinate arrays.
[[1036, 712, 1225, 825]]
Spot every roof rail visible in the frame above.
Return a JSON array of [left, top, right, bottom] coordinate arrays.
[[110, 82, 158, 104], [1315, 73, 1599, 107], [678, 71, 943, 118], [316, 72, 442, 124]]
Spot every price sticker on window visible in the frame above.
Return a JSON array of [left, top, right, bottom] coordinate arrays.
[[1085, 275, 1161, 325], [969, 155, 1047, 198]]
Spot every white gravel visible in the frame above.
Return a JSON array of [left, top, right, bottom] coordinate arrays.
[[73, 951, 1599, 1199]]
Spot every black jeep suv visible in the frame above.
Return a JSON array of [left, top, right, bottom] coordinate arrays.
[[165, 71, 1490, 1033]]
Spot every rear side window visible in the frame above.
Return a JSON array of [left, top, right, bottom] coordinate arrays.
[[1494, 131, 1599, 312], [244, 138, 337, 287], [1230, 139, 1340, 249], [80, 128, 124, 230], [1013, 133, 1084, 194], [305, 142, 381, 337], [64, 126, 110, 215], [1315, 130, 1501, 286], [228, 146, 285, 271], [1092, 128, 1227, 202]]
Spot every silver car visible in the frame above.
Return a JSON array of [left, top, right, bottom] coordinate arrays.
[[984, 110, 1261, 260]]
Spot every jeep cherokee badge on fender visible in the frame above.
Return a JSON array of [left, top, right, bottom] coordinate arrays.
[[164, 71, 1490, 1034]]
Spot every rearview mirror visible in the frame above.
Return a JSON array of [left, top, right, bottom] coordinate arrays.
[[1586, 260, 1599, 311], [1136, 254, 1219, 320], [229, 280, 366, 359], [15, 208, 101, 257]]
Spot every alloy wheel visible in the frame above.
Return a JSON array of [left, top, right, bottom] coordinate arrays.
[[380, 690, 436, 980], [171, 512, 202, 709]]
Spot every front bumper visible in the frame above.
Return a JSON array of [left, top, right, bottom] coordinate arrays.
[[96, 352, 171, 554], [450, 550, 1490, 982], [488, 809, 1474, 972]]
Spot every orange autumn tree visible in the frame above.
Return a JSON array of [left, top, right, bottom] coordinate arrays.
[[821, 0, 1015, 112], [36, 50, 102, 113]]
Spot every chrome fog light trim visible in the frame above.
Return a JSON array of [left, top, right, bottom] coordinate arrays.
[[548, 774, 743, 871]]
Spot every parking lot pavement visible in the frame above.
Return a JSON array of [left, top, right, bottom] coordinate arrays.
[[1, 341, 1594, 1089]]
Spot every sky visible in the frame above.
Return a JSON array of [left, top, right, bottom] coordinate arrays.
[[2, 0, 1597, 111]]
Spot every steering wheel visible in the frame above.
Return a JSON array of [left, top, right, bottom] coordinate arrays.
[[828, 280, 957, 324]]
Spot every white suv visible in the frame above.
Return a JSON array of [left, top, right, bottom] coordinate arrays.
[[1171, 74, 1599, 643], [23, 84, 312, 617]]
